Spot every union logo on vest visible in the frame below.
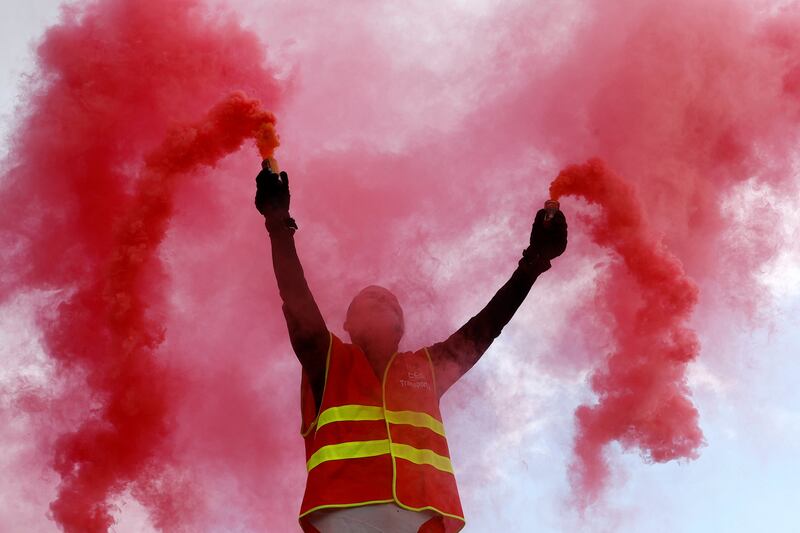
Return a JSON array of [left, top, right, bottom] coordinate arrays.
[[400, 369, 431, 390]]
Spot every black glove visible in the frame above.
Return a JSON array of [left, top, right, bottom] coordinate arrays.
[[255, 161, 297, 232], [529, 208, 568, 261]]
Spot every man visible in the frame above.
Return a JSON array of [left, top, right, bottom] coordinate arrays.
[[255, 161, 567, 533]]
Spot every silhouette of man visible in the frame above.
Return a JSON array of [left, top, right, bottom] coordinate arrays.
[[255, 161, 567, 533]]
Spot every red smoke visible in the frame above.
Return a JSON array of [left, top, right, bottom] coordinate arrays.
[[0, 1, 285, 531], [48, 93, 277, 531], [3, 0, 800, 531], [550, 159, 703, 507]]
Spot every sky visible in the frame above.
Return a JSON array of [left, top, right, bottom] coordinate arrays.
[[1, 1, 799, 532]]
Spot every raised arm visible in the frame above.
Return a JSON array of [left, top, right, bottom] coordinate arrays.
[[256, 161, 328, 409], [428, 205, 568, 397]]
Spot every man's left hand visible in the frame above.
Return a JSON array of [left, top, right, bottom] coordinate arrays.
[[529, 208, 568, 261]]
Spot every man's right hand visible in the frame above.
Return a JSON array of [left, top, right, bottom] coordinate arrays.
[[255, 161, 297, 232], [255, 161, 291, 216]]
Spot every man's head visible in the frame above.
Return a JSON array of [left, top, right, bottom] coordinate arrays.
[[344, 285, 404, 355]]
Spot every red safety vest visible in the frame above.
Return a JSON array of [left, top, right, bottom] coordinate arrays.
[[298, 333, 465, 533]]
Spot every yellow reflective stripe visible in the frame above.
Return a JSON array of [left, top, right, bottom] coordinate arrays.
[[422, 347, 440, 399], [385, 410, 445, 437], [300, 332, 333, 438], [306, 440, 453, 475], [315, 405, 444, 437], [317, 405, 384, 430], [306, 439, 390, 472], [391, 442, 454, 474]]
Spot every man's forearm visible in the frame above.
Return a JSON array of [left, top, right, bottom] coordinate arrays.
[[269, 226, 324, 327], [268, 224, 328, 381], [455, 266, 541, 351], [429, 259, 547, 395]]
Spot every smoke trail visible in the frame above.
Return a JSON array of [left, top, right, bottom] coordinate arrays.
[[48, 93, 277, 532], [0, 1, 283, 531], [515, 0, 800, 510], [549, 159, 704, 507]]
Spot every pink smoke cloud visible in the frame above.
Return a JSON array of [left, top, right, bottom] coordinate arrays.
[[2, 0, 800, 531]]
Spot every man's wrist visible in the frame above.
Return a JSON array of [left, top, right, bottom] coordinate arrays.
[[519, 247, 551, 276], [264, 211, 298, 235]]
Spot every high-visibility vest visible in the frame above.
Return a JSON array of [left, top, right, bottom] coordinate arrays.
[[298, 332, 465, 533]]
